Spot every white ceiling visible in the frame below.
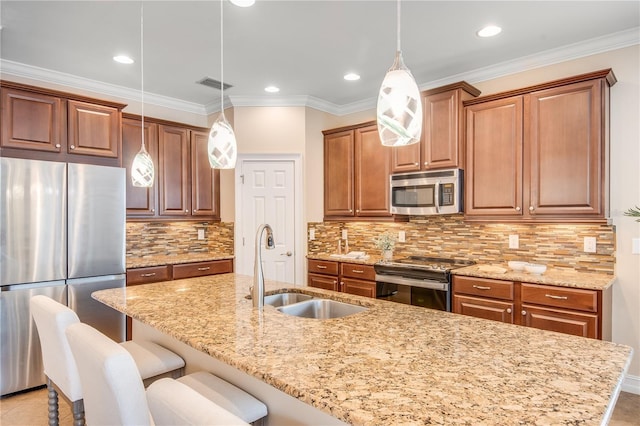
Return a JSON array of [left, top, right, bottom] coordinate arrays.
[[1, 1, 638, 116]]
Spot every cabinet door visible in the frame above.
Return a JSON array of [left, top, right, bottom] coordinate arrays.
[[342, 278, 376, 298], [122, 118, 158, 216], [1, 87, 64, 152], [453, 295, 514, 324], [308, 273, 339, 292], [521, 304, 598, 339], [391, 142, 421, 173], [190, 130, 220, 218], [67, 100, 120, 158], [527, 79, 604, 217], [465, 96, 523, 217], [158, 125, 190, 216], [355, 124, 392, 217], [422, 89, 459, 170], [324, 130, 354, 217]]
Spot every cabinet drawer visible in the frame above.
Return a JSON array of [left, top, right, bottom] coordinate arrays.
[[172, 259, 233, 280], [340, 263, 375, 280], [521, 283, 597, 313], [453, 276, 514, 301], [127, 266, 171, 286], [308, 259, 339, 276]]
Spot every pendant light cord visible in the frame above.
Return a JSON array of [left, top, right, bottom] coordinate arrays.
[[396, 0, 401, 52], [140, 2, 146, 150], [220, 0, 224, 115]]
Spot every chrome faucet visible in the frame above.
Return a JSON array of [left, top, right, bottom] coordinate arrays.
[[252, 224, 275, 309]]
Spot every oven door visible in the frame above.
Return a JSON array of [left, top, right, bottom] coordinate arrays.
[[375, 274, 451, 311]]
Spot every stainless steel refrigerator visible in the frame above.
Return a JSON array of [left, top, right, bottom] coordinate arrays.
[[0, 157, 126, 396]]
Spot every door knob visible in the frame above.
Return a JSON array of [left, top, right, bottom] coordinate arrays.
[[280, 251, 293, 257]]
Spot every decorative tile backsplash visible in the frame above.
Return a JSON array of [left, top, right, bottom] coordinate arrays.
[[126, 222, 234, 258], [307, 216, 615, 274]]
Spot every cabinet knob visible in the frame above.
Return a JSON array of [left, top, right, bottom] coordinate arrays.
[[515, 206, 521, 211], [356, 209, 359, 213], [529, 206, 535, 212], [55, 144, 61, 148], [414, 162, 419, 166], [185, 209, 189, 213], [70, 145, 76, 150], [506, 308, 512, 314], [521, 310, 527, 316], [424, 162, 429, 166], [151, 208, 155, 213], [349, 209, 353, 213], [193, 209, 197, 212]]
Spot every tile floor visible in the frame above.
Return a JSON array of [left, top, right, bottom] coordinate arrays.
[[1, 386, 639, 425]]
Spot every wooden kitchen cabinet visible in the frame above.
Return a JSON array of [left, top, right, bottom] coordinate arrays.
[[323, 121, 392, 220], [464, 69, 615, 223], [126, 265, 171, 286], [124, 115, 220, 221], [452, 275, 610, 339], [392, 82, 480, 173], [0, 81, 124, 166], [172, 259, 233, 279], [307, 259, 376, 298], [122, 118, 158, 216]]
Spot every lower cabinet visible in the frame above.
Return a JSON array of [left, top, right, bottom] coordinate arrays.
[[307, 259, 376, 298], [452, 275, 609, 340]]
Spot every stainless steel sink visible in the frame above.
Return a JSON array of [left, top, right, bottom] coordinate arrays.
[[276, 299, 367, 319], [263, 292, 314, 308]]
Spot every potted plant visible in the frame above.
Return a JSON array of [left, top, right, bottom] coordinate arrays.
[[374, 232, 397, 261], [624, 206, 640, 222]]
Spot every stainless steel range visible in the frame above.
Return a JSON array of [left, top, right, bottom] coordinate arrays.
[[374, 256, 475, 311]]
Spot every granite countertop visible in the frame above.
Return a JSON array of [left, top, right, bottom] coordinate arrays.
[[452, 264, 616, 291], [93, 273, 632, 426], [307, 254, 615, 291], [126, 253, 234, 269]]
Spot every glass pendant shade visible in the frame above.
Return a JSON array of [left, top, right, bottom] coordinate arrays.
[[376, 51, 422, 147], [131, 145, 154, 187], [208, 112, 237, 169]]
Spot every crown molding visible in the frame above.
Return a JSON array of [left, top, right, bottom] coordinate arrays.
[[1, 27, 637, 118]]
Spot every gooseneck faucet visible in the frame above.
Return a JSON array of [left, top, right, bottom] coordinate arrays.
[[252, 224, 275, 309]]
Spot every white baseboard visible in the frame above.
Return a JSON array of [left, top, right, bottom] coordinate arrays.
[[622, 374, 640, 395]]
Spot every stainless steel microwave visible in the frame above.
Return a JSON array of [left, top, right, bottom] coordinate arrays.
[[390, 169, 463, 215]]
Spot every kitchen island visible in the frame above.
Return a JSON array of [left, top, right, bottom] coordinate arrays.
[[93, 273, 632, 426]]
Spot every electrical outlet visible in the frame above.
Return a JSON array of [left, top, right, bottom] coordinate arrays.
[[508, 234, 519, 249], [632, 238, 640, 255], [309, 229, 315, 241], [584, 237, 597, 253], [342, 229, 348, 240], [197, 229, 205, 240], [398, 231, 406, 243]]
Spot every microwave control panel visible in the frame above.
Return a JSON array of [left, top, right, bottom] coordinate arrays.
[[440, 183, 454, 206]]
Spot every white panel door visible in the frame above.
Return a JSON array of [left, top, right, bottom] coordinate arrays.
[[239, 160, 296, 284]]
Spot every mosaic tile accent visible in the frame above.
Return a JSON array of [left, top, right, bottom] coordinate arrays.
[[307, 216, 615, 274], [126, 221, 234, 258]]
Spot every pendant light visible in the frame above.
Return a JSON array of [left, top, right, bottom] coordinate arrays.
[[131, 3, 155, 187], [208, 0, 237, 169], [376, 0, 422, 147]]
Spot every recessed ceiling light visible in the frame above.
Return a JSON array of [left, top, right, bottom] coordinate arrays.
[[477, 25, 502, 38], [265, 86, 280, 93], [344, 73, 361, 81], [113, 55, 134, 64], [230, 0, 255, 7]]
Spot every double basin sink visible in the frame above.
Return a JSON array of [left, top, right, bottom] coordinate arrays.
[[263, 292, 367, 319]]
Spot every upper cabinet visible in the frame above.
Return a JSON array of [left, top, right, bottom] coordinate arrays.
[[122, 115, 220, 221], [464, 69, 616, 223], [391, 82, 480, 173], [323, 121, 393, 221], [1, 81, 124, 166]]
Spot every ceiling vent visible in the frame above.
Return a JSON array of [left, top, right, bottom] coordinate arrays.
[[197, 77, 233, 91]]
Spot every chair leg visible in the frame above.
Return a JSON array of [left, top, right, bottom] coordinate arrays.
[[71, 399, 85, 426], [46, 378, 59, 426]]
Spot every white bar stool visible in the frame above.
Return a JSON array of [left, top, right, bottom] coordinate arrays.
[[30, 295, 185, 425], [65, 322, 249, 426]]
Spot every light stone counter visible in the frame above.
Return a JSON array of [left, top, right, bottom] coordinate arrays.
[[93, 273, 632, 426], [126, 253, 234, 269]]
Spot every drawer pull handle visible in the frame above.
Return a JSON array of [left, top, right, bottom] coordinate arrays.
[[316, 265, 327, 269], [545, 294, 568, 300], [141, 273, 156, 277], [472, 285, 491, 290], [352, 269, 364, 274], [197, 267, 211, 271]]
